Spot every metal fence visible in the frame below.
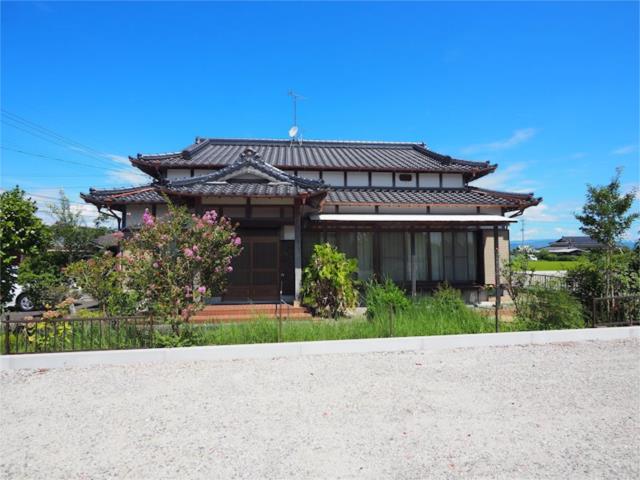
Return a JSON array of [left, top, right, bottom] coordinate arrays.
[[591, 295, 640, 327], [2, 315, 156, 355], [527, 274, 576, 291]]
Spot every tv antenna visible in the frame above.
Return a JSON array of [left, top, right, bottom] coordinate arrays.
[[287, 90, 305, 143]]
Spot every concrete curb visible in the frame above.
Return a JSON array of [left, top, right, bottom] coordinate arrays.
[[1, 326, 638, 371]]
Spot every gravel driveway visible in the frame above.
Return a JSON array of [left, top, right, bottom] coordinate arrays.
[[1, 339, 639, 479]]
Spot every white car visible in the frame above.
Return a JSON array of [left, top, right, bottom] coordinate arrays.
[[5, 284, 37, 312]]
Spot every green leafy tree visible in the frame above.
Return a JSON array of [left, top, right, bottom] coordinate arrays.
[[65, 251, 136, 316], [301, 243, 359, 318], [48, 190, 110, 264], [0, 187, 49, 303], [575, 168, 639, 300]]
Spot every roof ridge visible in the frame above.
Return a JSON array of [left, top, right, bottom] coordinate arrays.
[[200, 137, 424, 146]]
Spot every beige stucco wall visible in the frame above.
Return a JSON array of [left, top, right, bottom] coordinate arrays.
[[483, 228, 510, 284]]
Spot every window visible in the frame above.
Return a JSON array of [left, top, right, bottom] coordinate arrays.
[[302, 231, 322, 267], [356, 232, 374, 280], [440, 231, 476, 282], [430, 232, 443, 281], [380, 232, 405, 281], [398, 173, 413, 182], [415, 233, 428, 281]]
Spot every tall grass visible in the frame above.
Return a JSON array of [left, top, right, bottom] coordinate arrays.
[[191, 295, 501, 347], [1, 296, 521, 354]]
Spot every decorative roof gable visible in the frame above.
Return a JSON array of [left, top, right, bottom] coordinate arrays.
[[165, 147, 326, 190]]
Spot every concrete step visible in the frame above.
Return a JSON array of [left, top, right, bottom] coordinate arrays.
[[192, 303, 312, 323], [200, 309, 308, 317], [190, 312, 312, 324]]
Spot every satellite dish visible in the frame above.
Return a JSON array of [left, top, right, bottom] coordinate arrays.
[[288, 126, 299, 138]]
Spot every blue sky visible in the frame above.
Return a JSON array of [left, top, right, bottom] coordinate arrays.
[[1, 1, 638, 240]]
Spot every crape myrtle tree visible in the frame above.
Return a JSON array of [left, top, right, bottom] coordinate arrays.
[[122, 203, 242, 332], [0, 187, 49, 304], [574, 168, 639, 300]]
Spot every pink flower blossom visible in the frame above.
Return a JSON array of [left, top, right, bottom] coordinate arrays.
[[192, 245, 199, 252], [202, 210, 218, 225], [142, 209, 155, 226], [233, 236, 242, 246], [184, 247, 194, 257], [197, 286, 206, 294], [226, 266, 233, 273], [152, 262, 159, 268]]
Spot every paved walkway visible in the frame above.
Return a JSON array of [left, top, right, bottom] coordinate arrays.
[[1, 339, 639, 479]]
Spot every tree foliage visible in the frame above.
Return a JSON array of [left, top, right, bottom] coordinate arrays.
[[301, 243, 359, 318], [48, 191, 110, 264], [575, 168, 638, 249], [574, 168, 639, 300], [0, 187, 49, 303]]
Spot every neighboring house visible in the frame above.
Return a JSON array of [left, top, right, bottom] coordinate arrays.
[[546, 236, 604, 254], [81, 138, 541, 303]]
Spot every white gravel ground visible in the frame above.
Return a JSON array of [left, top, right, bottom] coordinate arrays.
[[1, 339, 639, 479]]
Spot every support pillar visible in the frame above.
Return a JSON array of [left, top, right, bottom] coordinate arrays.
[[411, 232, 417, 297], [493, 226, 501, 332], [294, 203, 302, 304]]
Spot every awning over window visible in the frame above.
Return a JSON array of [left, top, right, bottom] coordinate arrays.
[[309, 214, 516, 223]]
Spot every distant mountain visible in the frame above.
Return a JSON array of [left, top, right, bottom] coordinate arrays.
[[511, 239, 636, 250]]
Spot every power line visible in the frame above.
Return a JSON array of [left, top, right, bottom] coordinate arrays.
[[23, 193, 89, 206], [1, 109, 119, 168], [1, 146, 127, 172]]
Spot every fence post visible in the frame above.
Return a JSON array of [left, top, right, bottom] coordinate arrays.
[[388, 305, 394, 337], [3, 314, 10, 355], [592, 298, 597, 328]]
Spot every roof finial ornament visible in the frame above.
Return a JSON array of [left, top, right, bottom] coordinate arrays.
[[240, 147, 261, 161]]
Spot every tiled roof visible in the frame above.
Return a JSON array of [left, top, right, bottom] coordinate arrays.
[[81, 185, 166, 205], [326, 187, 541, 209], [131, 138, 495, 178], [163, 183, 315, 197]]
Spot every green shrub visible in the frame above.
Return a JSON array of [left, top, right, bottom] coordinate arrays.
[[65, 252, 132, 316], [430, 283, 468, 313], [567, 250, 640, 309], [516, 287, 585, 330], [364, 278, 410, 319], [153, 325, 203, 348], [301, 243, 359, 318]]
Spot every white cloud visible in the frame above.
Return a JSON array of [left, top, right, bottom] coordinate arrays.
[[471, 162, 529, 191], [569, 152, 587, 159], [107, 167, 150, 185], [611, 144, 637, 155], [26, 188, 104, 226], [461, 128, 537, 154], [104, 154, 131, 165], [521, 204, 558, 222], [554, 227, 580, 236]]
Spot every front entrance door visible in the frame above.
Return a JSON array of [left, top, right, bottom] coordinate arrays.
[[224, 236, 280, 301]]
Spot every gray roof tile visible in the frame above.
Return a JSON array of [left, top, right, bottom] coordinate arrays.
[[327, 187, 540, 208], [131, 138, 495, 178]]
